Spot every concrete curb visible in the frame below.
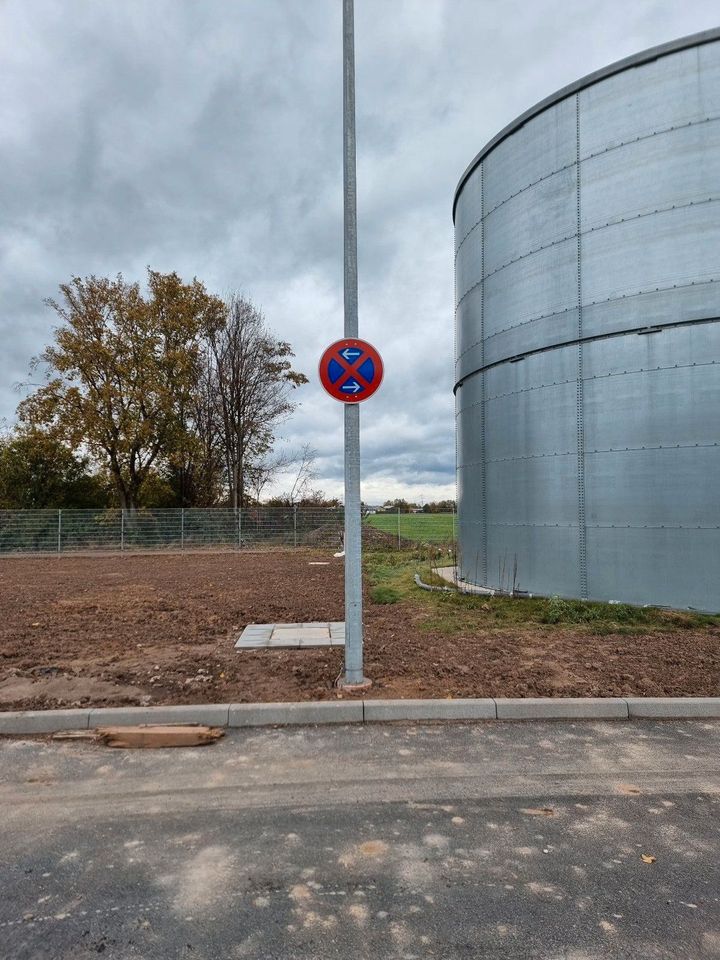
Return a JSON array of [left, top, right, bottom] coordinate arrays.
[[364, 698, 496, 722], [625, 697, 720, 718], [2, 697, 720, 735], [495, 697, 628, 720], [89, 705, 231, 728], [0, 709, 92, 735], [229, 701, 363, 726]]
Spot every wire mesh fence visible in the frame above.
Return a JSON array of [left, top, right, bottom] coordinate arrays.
[[0, 507, 456, 555]]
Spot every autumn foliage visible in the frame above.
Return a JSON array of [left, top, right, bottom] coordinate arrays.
[[14, 269, 307, 509]]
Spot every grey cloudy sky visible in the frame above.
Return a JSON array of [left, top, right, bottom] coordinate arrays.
[[1, 0, 717, 503]]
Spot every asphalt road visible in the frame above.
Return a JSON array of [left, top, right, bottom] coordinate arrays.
[[2, 719, 720, 959]]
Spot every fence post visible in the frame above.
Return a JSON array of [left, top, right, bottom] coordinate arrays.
[[293, 504, 298, 548], [121, 509, 125, 551], [237, 508, 242, 550], [57, 509, 62, 554], [181, 508, 185, 551], [397, 506, 401, 550]]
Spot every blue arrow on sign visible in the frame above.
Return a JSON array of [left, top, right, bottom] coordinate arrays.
[[340, 378, 363, 394]]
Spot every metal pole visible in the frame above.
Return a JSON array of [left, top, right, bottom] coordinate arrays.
[[342, 0, 367, 687], [181, 507, 185, 551], [293, 504, 298, 548], [57, 509, 62, 554], [237, 508, 242, 550], [397, 506, 401, 551], [121, 508, 125, 552]]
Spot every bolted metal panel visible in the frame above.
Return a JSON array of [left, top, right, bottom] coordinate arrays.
[[487, 525, 580, 597], [578, 43, 720, 158], [586, 527, 720, 610], [479, 305, 581, 372], [581, 204, 720, 310], [454, 166, 483, 254], [454, 31, 720, 610], [481, 166, 577, 277], [580, 121, 720, 233], [482, 239, 579, 340], [482, 95, 577, 212]]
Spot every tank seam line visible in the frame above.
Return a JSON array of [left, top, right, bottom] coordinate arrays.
[[480, 162, 487, 585], [459, 359, 720, 405], [459, 441, 720, 466], [454, 315, 720, 391], [576, 93, 588, 599]]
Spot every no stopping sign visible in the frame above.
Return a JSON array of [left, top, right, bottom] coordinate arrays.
[[319, 338, 384, 403]]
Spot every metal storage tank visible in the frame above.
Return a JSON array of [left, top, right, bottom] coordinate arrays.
[[454, 28, 720, 611]]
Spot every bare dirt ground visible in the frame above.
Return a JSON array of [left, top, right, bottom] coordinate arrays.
[[1, 550, 719, 710]]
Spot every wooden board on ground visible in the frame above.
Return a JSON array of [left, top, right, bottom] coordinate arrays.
[[96, 725, 224, 748], [52, 725, 224, 748]]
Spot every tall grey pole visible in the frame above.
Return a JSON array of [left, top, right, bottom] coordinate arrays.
[[342, 0, 367, 687]]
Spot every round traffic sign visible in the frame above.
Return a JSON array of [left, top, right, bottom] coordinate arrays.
[[319, 338, 384, 403]]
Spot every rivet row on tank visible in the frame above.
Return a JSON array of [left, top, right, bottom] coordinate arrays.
[[456, 115, 719, 249], [456, 277, 716, 333]]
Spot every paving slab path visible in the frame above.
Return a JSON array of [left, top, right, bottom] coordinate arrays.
[[1, 719, 720, 959]]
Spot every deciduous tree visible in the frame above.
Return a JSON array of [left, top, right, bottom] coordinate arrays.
[[206, 296, 308, 508], [18, 270, 225, 510], [0, 429, 108, 509]]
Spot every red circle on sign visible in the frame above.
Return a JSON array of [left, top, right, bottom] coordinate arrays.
[[319, 338, 384, 403]]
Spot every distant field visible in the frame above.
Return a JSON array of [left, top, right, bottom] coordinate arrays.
[[365, 512, 455, 543]]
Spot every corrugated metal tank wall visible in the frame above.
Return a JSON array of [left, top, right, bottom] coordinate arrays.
[[454, 31, 720, 610]]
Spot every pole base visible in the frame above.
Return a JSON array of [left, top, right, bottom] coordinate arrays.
[[338, 676, 373, 693]]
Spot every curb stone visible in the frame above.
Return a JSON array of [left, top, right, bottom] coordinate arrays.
[[625, 697, 720, 718], [364, 698, 496, 722], [229, 701, 363, 726], [495, 697, 628, 720], [0, 709, 91, 734], [1, 697, 720, 735], [88, 704, 231, 728]]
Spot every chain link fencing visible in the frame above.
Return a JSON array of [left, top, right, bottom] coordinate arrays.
[[0, 507, 456, 555]]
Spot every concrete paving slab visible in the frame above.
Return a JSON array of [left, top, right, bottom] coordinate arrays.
[[88, 704, 230, 727], [0, 709, 90, 734], [228, 700, 363, 726], [495, 697, 628, 719], [626, 697, 720, 718], [234, 624, 273, 649], [272, 627, 329, 640], [236, 622, 346, 649], [365, 698, 496, 721]]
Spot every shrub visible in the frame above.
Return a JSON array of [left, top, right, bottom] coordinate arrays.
[[370, 585, 401, 604]]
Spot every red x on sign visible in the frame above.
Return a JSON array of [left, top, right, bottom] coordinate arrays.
[[318, 338, 384, 403]]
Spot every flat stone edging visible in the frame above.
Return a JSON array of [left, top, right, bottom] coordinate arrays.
[[2, 697, 720, 734]]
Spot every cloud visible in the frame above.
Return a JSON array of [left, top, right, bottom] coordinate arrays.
[[1, 0, 717, 501]]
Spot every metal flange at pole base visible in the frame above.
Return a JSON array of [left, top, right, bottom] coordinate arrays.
[[338, 677, 373, 693]]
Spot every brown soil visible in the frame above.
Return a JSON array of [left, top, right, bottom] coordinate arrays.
[[0, 551, 718, 710]]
